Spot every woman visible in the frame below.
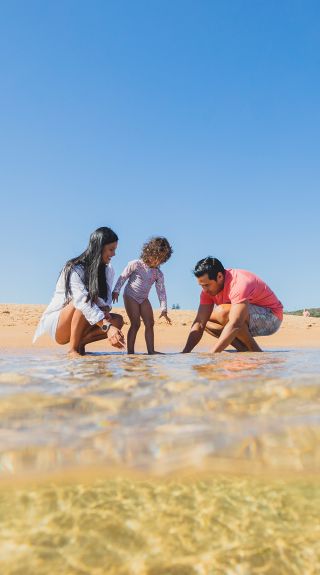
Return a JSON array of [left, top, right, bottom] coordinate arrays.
[[33, 227, 125, 356]]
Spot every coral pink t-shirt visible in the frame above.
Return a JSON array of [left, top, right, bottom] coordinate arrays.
[[200, 269, 283, 320]]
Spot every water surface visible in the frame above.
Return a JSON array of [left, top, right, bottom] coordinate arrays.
[[0, 349, 319, 477], [1, 350, 320, 574]]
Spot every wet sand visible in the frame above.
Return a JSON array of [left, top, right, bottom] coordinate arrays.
[[0, 303, 319, 352]]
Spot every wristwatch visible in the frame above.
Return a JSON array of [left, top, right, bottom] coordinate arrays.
[[101, 320, 112, 333]]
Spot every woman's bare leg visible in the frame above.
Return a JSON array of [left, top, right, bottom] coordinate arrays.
[[55, 304, 91, 356], [56, 304, 124, 356], [56, 303, 89, 355], [140, 299, 155, 354], [68, 309, 93, 356], [78, 313, 124, 354], [55, 302, 77, 345], [124, 295, 141, 354]]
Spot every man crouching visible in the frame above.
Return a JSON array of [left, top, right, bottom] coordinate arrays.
[[182, 257, 283, 353]]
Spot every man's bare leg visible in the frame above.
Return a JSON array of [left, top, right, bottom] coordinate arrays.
[[236, 322, 262, 352], [209, 304, 262, 352], [204, 324, 250, 352]]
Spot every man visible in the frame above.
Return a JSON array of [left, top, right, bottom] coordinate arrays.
[[182, 257, 283, 353]]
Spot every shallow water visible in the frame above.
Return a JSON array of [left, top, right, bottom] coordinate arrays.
[[0, 349, 320, 477], [0, 350, 320, 574]]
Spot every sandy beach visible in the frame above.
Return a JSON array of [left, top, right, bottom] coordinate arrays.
[[1, 303, 319, 353]]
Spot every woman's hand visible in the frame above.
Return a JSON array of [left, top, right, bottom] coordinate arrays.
[[112, 291, 119, 303], [108, 325, 125, 349], [159, 311, 172, 324]]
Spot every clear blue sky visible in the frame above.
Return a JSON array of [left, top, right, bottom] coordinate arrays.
[[1, 0, 319, 311]]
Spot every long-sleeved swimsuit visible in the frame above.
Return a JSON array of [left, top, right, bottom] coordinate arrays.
[[113, 259, 167, 311]]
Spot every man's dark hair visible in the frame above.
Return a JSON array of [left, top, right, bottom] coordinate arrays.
[[193, 257, 225, 280]]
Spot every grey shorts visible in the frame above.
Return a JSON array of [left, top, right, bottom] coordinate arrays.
[[248, 304, 282, 337]]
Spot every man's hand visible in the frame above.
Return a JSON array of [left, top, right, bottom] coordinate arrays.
[[182, 304, 213, 353], [108, 326, 125, 349], [112, 291, 119, 303], [159, 310, 172, 324]]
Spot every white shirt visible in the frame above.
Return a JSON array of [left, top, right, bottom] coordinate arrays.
[[33, 264, 114, 342]]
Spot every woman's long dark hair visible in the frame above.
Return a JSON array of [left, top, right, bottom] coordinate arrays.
[[64, 227, 118, 304]]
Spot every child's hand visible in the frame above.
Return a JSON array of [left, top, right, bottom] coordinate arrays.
[[112, 291, 119, 303], [159, 310, 172, 324]]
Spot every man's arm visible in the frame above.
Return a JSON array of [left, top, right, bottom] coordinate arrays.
[[212, 302, 249, 352], [182, 304, 213, 353]]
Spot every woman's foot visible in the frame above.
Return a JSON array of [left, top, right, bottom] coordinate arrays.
[[68, 349, 83, 358]]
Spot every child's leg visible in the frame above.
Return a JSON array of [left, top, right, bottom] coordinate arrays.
[[140, 299, 155, 354], [124, 295, 141, 354]]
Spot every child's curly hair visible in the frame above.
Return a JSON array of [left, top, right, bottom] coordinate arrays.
[[140, 237, 173, 267]]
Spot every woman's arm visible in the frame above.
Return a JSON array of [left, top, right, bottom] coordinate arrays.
[[70, 269, 105, 325]]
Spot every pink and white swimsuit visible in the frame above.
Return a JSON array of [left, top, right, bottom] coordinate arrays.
[[113, 259, 167, 311]]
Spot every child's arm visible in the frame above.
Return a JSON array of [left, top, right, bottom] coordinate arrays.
[[112, 260, 137, 302], [155, 271, 171, 324]]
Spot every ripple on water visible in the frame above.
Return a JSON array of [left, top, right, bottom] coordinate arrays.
[[0, 349, 319, 477]]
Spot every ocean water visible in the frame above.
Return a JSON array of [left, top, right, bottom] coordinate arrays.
[[0, 350, 320, 574]]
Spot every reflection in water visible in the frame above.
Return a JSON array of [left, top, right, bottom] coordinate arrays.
[[1, 350, 320, 574]]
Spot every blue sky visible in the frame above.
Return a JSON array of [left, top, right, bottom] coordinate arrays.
[[1, 0, 319, 311]]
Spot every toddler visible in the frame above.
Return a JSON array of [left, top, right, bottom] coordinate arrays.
[[112, 237, 172, 354]]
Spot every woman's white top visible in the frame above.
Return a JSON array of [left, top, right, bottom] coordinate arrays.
[[33, 264, 114, 342]]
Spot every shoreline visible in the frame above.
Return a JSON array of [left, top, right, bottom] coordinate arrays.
[[1, 304, 320, 353]]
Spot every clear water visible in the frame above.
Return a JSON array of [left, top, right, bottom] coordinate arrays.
[[1, 350, 320, 574], [0, 349, 319, 477]]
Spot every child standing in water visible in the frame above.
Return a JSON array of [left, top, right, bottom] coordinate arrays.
[[112, 237, 172, 354]]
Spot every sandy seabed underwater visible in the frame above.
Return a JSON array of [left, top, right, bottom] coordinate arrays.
[[0, 350, 320, 574]]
